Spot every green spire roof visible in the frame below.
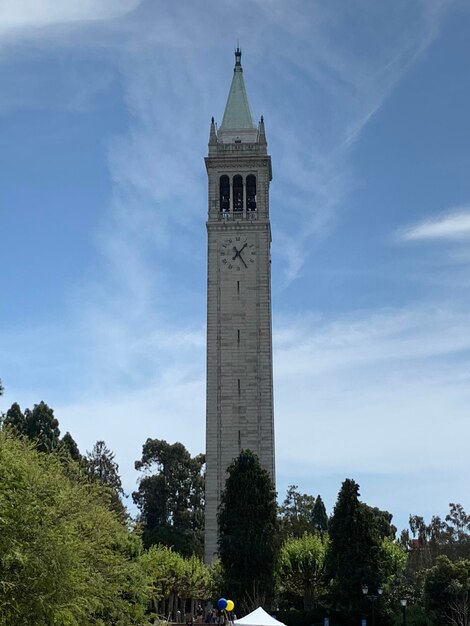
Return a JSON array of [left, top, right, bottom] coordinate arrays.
[[220, 48, 256, 131]]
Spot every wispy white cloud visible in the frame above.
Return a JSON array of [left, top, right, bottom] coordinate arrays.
[[400, 208, 470, 241], [249, 0, 453, 279], [0, 0, 140, 35], [274, 305, 470, 480]]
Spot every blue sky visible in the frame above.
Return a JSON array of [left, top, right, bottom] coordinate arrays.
[[1, 0, 470, 533]]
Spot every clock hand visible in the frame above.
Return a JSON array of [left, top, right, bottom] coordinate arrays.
[[239, 243, 247, 254], [240, 256, 247, 268], [232, 246, 240, 261]]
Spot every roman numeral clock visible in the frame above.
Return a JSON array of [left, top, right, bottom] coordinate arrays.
[[204, 48, 275, 563], [220, 236, 256, 271]]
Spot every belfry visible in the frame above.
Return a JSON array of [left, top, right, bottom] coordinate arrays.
[[204, 49, 275, 563]]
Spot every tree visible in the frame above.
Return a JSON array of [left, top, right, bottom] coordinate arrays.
[[60, 431, 81, 462], [0, 429, 151, 626], [86, 440, 123, 493], [3, 401, 60, 452], [218, 449, 279, 612], [139, 545, 210, 619], [327, 479, 382, 622], [401, 504, 470, 572], [133, 438, 205, 556], [85, 440, 126, 518], [424, 556, 470, 626], [366, 505, 397, 541], [278, 485, 316, 539], [279, 532, 329, 610], [0, 378, 3, 395], [312, 495, 328, 534]]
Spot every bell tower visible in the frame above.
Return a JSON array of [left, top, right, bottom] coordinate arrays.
[[204, 49, 275, 563]]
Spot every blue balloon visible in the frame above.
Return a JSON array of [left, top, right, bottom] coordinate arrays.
[[218, 598, 228, 610]]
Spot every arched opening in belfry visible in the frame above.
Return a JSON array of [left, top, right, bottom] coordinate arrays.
[[233, 175, 243, 211], [219, 175, 230, 212], [247, 175, 256, 210]]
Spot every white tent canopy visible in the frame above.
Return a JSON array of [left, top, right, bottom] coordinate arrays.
[[234, 608, 286, 626]]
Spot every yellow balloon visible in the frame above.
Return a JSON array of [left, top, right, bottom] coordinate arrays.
[[227, 600, 235, 612]]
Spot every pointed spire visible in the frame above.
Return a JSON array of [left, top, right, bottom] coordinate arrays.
[[219, 47, 257, 138], [258, 115, 267, 145], [209, 116, 217, 146]]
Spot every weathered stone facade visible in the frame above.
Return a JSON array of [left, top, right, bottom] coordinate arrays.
[[204, 50, 275, 563]]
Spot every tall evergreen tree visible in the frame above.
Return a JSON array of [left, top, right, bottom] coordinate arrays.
[[86, 440, 123, 492], [327, 479, 381, 622], [85, 440, 126, 518], [312, 495, 328, 534], [218, 449, 279, 612], [60, 431, 81, 462], [3, 401, 60, 452]]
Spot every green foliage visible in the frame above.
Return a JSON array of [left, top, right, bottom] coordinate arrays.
[[424, 555, 470, 626], [133, 438, 205, 556], [327, 479, 384, 621], [139, 545, 210, 617], [3, 400, 60, 452], [378, 537, 407, 584], [279, 532, 329, 610], [218, 449, 279, 612], [312, 495, 328, 534], [85, 440, 123, 493], [400, 502, 470, 614], [366, 505, 397, 541], [279, 485, 317, 539], [85, 440, 127, 519], [61, 431, 81, 461], [0, 430, 151, 626]]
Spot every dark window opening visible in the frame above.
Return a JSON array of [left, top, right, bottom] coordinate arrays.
[[233, 175, 243, 211], [219, 175, 229, 212], [247, 174, 257, 210]]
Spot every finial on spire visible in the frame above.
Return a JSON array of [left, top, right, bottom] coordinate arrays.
[[235, 46, 242, 67]]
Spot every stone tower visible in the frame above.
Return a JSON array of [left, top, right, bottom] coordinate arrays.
[[204, 48, 275, 563]]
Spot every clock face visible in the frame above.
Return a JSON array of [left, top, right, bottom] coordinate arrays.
[[220, 235, 256, 271]]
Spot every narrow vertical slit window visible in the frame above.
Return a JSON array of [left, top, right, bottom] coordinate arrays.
[[237, 280, 240, 294], [237, 329, 240, 345], [237, 379, 241, 395]]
